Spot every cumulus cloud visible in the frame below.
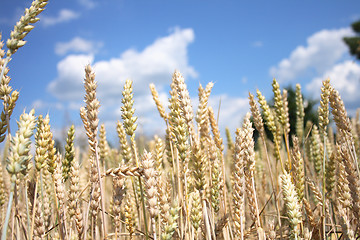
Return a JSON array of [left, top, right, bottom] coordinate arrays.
[[42, 9, 80, 27], [55, 37, 103, 56], [270, 28, 354, 83], [208, 94, 249, 132], [47, 27, 250, 136], [48, 54, 94, 100], [47, 28, 199, 135], [306, 61, 360, 111], [252, 41, 263, 48], [77, 0, 97, 9], [48, 28, 197, 101], [32, 99, 64, 110]]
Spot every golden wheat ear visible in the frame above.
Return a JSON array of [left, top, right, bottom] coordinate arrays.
[[80, 64, 107, 238]]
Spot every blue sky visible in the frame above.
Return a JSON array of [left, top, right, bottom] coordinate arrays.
[[1, 0, 360, 143]]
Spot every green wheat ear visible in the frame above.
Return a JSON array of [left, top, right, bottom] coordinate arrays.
[[63, 124, 75, 180], [6, 109, 36, 182], [121, 79, 138, 139], [281, 172, 302, 239]]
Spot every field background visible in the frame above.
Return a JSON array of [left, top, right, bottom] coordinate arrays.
[[0, 0, 360, 142]]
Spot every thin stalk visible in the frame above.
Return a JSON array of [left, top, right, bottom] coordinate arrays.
[[151, 218, 157, 240], [83, 189, 93, 240], [39, 171, 48, 240], [25, 180, 31, 239], [138, 177, 149, 239], [215, 99, 228, 238], [216, 99, 227, 226], [283, 131, 291, 172], [30, 176, 39, 240], [202, 198, 212, 240], [166, 122, 185, 239], [183, 166, 191, 239], [94, 146, 107, 237], [130, 138, 149, 240], [260, 135, 282, 239], [2, 181, 15, 240], [219, 153, 227, 214], [91, 217, 95, 240], [13, 183, 18, 239], [15, 214, 20, 240], [322, 136, 326, 240], [11, 209, 14, 240], [274, 136, 285, 173], [131, 177, 141, 223], [250, 175, 262, 231], [345, 133, 360, 176], [52, 181, 65, 240]]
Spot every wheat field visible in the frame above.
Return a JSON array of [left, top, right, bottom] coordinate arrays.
[[0, 1, 359, 239]]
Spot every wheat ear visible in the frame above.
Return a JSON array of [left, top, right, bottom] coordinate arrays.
[[272, 79, 292, 171], [142, 151, 159, 240], [99, 123, 110, 168], [121, 79, 150, 239], [291, 136, 305, 202], [116, 120, 133, 164], [318, 79, 331, 239], [33, 201, 45, 240], [257, 89, 283, 169], [282, 89, 291, 136], [150, 83, 168, 121], [339, 144, 360, 222], [3, 109, 36, 240], [80, 64, 107, 238], [208, 106, 228, 214], [0, 0, 48, 138], [0, 34, 18, 139], [241, 113, 262, 234], [112, 176, 125, 239], [281, 172, 302, 239], [63, 124, 75, 181], [232, 128, 246, 239], [310, 125, 322, 175], [295, 84, 305, 141], [249, 91, 282, 232]]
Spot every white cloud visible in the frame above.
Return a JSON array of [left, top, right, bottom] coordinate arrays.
[[42, 9, 80, 27], [209, 94, 249, 132], [252, 41, 263, 48], [55, 37, 103, 56], [48, 54, 94, 100], [77, 0, 97, 9], [306, 60, 360, 111], [349, 14, 360, 22], [270, 28, 354, 83], [47, 28, 197, 135], [32, 99, 64, 110], [132, 92, 169, 135], [46, 27, 249, 136], [48, 28, 197, 101]]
